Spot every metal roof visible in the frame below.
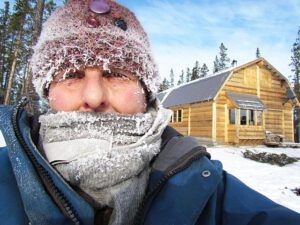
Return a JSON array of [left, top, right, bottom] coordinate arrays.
[[161, 71, 231, 107], [159, 58, 298, 108], [226, 92, 267, 110], [157, 92, 167, 102]]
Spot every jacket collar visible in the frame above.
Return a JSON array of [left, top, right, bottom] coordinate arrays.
[[145, 157, 222, 225], [7, 101, 222, 225], [4, 103, 94, 225], [134, 128, 222, 225]]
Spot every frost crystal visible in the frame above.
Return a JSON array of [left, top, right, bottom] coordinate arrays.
[[39, 103, 172, 191], [30, 0, 159, 98]]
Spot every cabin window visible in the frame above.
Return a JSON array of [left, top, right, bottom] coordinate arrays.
[[177, 110, 182, 122], [171, 109, 183, 123], [240, 109, 247, 125], [248, 110, 255, 125], [257, 111, 263, 126], [229, 109, 236, 124], [173, 111, 177, 122]]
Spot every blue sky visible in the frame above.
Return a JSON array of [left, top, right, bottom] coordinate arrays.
[[2, 0, 300, 82]]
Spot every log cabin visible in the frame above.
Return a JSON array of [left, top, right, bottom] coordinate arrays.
[[158, 58, 299, 145]]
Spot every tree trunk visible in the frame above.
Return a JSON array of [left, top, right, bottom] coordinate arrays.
[[4, 31, 22, 105], [24, 0, 45, 113], [0, 2, 10, 91], [20, 60, 29, 95]]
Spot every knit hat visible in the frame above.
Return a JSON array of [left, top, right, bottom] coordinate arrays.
[[31, 0, 159, 98]]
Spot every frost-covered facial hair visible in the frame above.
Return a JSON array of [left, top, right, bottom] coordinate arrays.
[[31, 0, 159, 99], [39, 105, 172, 225]]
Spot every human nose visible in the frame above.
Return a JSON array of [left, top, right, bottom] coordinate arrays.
[[80, 69, 109, 112]]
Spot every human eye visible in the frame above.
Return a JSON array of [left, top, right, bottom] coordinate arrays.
[[104, 71, 131, 80]]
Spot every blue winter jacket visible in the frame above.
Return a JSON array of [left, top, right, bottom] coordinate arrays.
[[1, 101, 300, 225]]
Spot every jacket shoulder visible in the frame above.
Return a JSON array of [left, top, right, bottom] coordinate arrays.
[[0, 146, 29, 224], [222, 171, 300, 225], [0, 105, 14, 129]]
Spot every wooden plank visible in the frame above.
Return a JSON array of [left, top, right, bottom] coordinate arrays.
[[292, 107, 295, 142], [190, 106, 213, 113], [188, 106, 191, 136], [224, 104, 229, 143], [257, 65, 260, 97], [190, 101, 213, 108], [282, 110, 285, 138], [212, 101, 217, 142]]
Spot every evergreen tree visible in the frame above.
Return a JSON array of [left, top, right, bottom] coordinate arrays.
[[4, 0, 31, 105], [200, 63, 209, 78], [256, 48, 261, 58], [291, 27, 300, 99], [43, 0, 56, 21], [159, 77, 170, 92], [0, 1, 10, 101], [213, 56, 220, 73], [24, 0, 46, 113], [169, 68, 174, 88], [0, 0, 57, 105], [186, 67, 191, 83], [177, 70, 185, 85], [191, 60, 200, 81], [219, 43, 230, 70]]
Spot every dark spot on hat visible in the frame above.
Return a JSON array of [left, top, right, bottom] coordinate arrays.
[[114, 18, 127, 31]]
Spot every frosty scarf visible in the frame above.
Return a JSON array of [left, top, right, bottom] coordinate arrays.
[[39, 105, 172, 225]]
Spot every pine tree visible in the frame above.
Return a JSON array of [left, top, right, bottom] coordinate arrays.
[[24, 0, 46, 113], [0, 0, 57, 105], [186, 67, 191, 83], [219, 43, 230, 70], [291, 27, 300, 99], [0, 1, 10, 102], [177, 70, 185, 85], [169, 69, 174, 88], [213, 56, 220, 73], [4, 0, 31, 105], [256, 48, 261, 58], [43, 0, 56, 21], [191, 60, 200, 81], [159, 77, 170, 92], [200, 63, 209, 78]]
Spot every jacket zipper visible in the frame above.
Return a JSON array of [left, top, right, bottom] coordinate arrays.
[[12, 97, 80, 225], [134, 148, 209, 225]]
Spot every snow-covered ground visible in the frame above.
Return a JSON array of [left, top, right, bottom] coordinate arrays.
[[207, 146, 300, 213], [1, 131, 299, 213], [0, 131, 5, 148]]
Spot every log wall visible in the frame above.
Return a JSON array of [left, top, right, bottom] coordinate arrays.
[[169, 101, 213, 138], [167, 60, 295, 145], [216, 64, 294, 144]]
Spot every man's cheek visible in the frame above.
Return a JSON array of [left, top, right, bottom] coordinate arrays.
[[49, 89, 69, 109], [126, 88, 147, 112]]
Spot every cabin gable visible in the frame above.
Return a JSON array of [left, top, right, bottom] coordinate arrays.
[[214, 60, 296, 144], [162, 58, 297, 145]]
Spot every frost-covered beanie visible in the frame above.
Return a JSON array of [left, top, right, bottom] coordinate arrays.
[[31, 0, 159, 98]]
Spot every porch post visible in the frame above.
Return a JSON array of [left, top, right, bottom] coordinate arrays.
[[212, 101, 217, 142]]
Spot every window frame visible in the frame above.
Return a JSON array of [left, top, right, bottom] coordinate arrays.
[[229, 108, 236, 125], [170, 109, 183, 123], [248, 109, 255, 125], [240, 109, 247, 125], [177, 109, 182, 123], [256, 110, 263, 126], [237, 108, 263, 126]]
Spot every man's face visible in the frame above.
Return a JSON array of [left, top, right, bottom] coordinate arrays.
[[48, 67, 147, 114]]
